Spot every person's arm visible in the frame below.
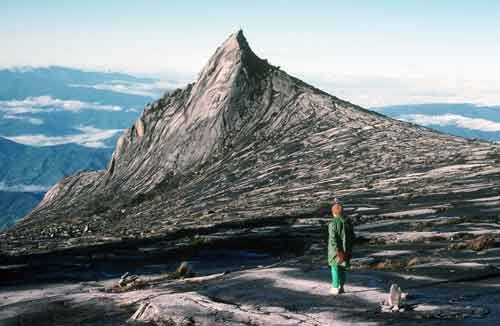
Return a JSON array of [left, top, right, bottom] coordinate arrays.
[[329, 223, 339, 253], [338, 220, 346, 264], [345, 219, 355, 260]]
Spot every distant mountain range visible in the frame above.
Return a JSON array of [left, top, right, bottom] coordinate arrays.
[[0, 66, 178, 229], [0, 137, 112, 229], [0, 66, 176, 143], [1, 66, 161, 103], [0, 136, 112, 188], [372, 103, 500, 142], [0, 191, 44, 230]]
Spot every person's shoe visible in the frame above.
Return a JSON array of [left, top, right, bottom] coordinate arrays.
[[330, 287, 340, 295], [339, 287, 345, 294]]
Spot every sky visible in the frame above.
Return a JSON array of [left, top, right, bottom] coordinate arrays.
[[2, 0, 500, 107]]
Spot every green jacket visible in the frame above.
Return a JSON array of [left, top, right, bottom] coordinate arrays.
[[328, 216, 354, 267]]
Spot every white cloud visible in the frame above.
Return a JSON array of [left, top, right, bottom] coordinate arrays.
[[398, 114, 500, 132], [1, 107, 47, 114], [3, 125, 123, 148], [0, 96, 122, 113], [0, 182, 49, 192], [306, 74, 500, 108], [70, 80, 183, 98], [3, 114, 44, 125]]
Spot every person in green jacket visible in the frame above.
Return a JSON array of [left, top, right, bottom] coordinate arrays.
[[328, 200, 354, 295]]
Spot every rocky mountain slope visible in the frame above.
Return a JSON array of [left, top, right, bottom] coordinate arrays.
[[0, 66, 168, 229], [2, 31, 500, 255]]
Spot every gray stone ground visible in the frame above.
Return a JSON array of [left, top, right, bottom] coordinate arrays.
[[3, 221, 500, 326]]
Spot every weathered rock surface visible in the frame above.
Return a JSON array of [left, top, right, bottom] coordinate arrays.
[[3, 205, 500, 325], [2, 259, 498, 326], [2, 30, 500, 257]]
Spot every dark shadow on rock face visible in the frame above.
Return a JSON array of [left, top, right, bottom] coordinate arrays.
[[0, 231, 305, 286], [0, 296, 134, 326]]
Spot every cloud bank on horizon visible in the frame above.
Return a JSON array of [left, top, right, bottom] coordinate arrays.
[[399, 114, 500, 133], [70, 80, 184, 98], [0, 96, 126, 146], [0, 96, 122, 114], [3, 125, 123, 148], [3, 114, 44, 125], [310, 74, 500, 108], [0, 182, 49, 193]]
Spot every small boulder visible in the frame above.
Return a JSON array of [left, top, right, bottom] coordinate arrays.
[[119, 272, 139, 288], [469, 234, 496, 251], [449, 234, 496, 251], [176, 261, 194, 278]]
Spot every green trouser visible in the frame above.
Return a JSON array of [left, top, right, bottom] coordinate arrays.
[[331, 265, 346, 289]]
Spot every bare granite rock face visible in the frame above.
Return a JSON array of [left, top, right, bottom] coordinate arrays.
[[2, 30, 500, 254], [1, 262, 496, 325]]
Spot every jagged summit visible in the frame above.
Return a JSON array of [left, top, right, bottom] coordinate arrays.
[[192, 29, 270, 100], [205, 29, 253, 62], [217, 29, 249, 52], [4, 31, 500, 254], [97, 31, 276, 195], [233, 29, 249, 48], [212, 29, 259, 63]]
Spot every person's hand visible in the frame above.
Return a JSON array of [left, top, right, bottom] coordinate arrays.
[[337, 250, 345, 264]]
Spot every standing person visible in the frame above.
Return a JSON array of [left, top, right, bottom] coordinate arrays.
[[328, 200, 354, 295]]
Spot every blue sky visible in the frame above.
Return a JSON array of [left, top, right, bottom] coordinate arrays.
[[2, 0, 499, 107]]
